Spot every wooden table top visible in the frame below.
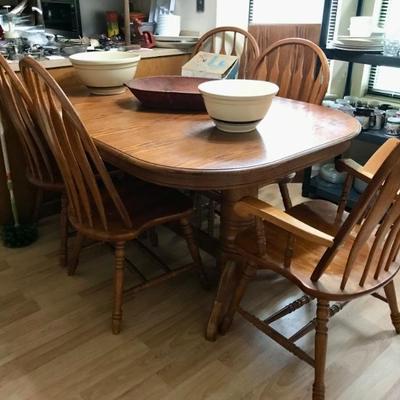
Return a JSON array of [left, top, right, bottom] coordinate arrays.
[[67, 86, 361, 190]]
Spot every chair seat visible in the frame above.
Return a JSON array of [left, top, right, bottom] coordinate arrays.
[[69, 176, 193, 241], [235, 200, 400, 301]]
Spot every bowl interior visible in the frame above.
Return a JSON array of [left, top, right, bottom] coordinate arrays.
[[126, 76, 212, 94], [198, 79, 279, 98]]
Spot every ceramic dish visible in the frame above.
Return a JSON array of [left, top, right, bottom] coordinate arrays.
[[125, 76, 212, 111], [69, 51, 140, 95], [198, 79, 279, 133]]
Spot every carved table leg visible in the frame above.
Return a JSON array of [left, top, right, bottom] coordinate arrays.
[[205, 185, 257, 341]]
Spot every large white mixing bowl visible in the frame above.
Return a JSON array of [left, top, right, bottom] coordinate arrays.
[[198, 79, 279, 133], [69, 51, 141, 95]]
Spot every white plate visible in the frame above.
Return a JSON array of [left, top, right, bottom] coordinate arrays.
[[155, 40, 196, 49], [332, 45, 383, 52], [155, 35, 199, 42], [338, 35, 384, 43], [332, 44, 383, 50], [335, 39, 383, 47], [332, 40, 383, 47]]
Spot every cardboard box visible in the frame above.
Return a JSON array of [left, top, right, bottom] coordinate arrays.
[[181, 51, 239, 79]]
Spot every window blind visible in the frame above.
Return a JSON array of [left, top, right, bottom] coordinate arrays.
[[248, 0, 254, 24], [248, 0, 324, 25], [326, 0, 339, 44], [368, 0, 400, 98]]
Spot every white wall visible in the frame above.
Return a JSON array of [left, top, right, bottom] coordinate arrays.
[[216, 0, 249, 29], [175, 0, 249, 35], [175, 0, 217, 35]]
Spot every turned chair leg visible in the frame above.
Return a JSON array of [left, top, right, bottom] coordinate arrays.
[[384, 280, 400, 334], [278, 182, 293, 211], [180, 217, 209, 288], [112, 241, 126, 334], [68, 232, 84, 276], [313, 299, 330, 400], [220, 263, 256, 335], [32, 188, 43, 222], [59, 194, 68, 268]]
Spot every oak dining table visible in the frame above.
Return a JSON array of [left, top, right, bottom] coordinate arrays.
[[65, 83, 361, 341]]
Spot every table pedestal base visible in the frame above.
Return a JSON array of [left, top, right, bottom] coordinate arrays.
[[206, 185, 258, 341]]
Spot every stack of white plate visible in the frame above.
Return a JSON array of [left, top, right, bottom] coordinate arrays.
[[156, 14, 181, 37], [155, 35, 199, 49], [332, 35, 384, 52]]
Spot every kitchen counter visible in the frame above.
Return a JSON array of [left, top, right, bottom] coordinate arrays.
[[7, 48, 192, 72]]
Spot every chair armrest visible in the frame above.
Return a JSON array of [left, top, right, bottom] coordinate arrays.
[[234, 197, 334, 247], [335, 158, 373, 183]]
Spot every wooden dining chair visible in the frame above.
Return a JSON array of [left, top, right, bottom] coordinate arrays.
[[220, 138, 400, 399], [0, 54, 68, 267], [191, 26, 260, 79], [19, 56, 208, 334], [250, 37, 330, 210]]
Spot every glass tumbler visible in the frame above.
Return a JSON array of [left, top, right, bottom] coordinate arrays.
[[383, 39, 400, 57]]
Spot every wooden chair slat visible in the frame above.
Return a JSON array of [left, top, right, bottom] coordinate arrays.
[[277, 55, 293, 99], [0, 56, 57, 184], [342, 167, 400, 289], [220, 32, 226, 55], [269, 48, 281, 84], [362, 196, 400, 282], [231, 32, 238, 56], [290, 52, 304, 101], [250, 38, 330, 106], [386, 229, 400, 271], [376, 215, 400, 278]]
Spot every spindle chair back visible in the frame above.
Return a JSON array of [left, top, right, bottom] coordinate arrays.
[[19, 56, 132, 236], [250, 37, 330, 105], [191, 26, 260, 78]]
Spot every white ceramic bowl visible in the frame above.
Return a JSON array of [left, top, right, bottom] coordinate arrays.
[[198, 79, 279, 133], [69, 51, 141, 95]]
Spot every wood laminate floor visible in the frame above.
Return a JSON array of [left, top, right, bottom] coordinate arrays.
[[0, 184, 399, 400]]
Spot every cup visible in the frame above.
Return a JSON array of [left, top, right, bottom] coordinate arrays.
[[385, 117, 400, 136], [156, 14, 181, 36], [383, 39, 400, 57], [343, 96, 359, 106], [349, 16, 374, 37]]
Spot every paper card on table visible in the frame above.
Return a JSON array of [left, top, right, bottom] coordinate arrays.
[[181, 51, 239, 79]]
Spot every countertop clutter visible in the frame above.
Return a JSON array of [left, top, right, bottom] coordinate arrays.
[[6, 48, 191, 72]]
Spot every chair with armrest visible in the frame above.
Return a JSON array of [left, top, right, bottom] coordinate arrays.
[[19, 56, 207, 334], [0, 54, 68, 266], [222, 137, 400, 399], [249, 37, 330, 210]]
